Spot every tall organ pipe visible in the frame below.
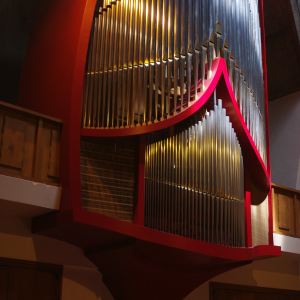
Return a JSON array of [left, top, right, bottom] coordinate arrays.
[[82, 0, 267, 166]]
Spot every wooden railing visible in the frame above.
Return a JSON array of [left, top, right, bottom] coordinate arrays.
[[0, 101, 62, 185], [272, 183, 300, 238]]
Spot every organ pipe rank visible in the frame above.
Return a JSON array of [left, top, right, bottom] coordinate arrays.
[[144, 100, 245, 247], [81, 0, 266, 166]]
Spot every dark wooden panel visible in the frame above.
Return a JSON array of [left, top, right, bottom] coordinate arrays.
[[0, 265, 9, 300], [48, 130, 60, 178], [34, 269, 60, 300], [8, 267, 60, 300], [213, 287, 254, 300], [0, 257, 61, 300], [271, 183, 300, 238], [0, 116, 26, 169], [278, 194, 290, 230], [295, 194, 300, 237], [210, 282, 300, 300], [22, 117, 38, 178], [8, 267, 37, 300], [0, 102, 61, 184]]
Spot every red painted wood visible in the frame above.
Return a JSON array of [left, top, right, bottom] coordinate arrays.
[[77, 209, 280, 259], [17, 0, 98, 211], [244, 169, 252, 248], [133, 134, 146, 226], [32, 205, 279, 300], [258, 0, 274, 246], [86, 241, 251, 300], [33, 208, 280, 262], [82, 58, 270, 192], [215, 67, 270, 192]]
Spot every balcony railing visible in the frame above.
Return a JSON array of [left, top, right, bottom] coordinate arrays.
[[0, 101, 62, 185], [272, 183, 300, 238]]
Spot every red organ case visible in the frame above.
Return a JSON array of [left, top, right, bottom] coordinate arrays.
[[18, 0, 280, 299]]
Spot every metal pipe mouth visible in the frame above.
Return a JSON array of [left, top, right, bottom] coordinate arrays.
[[144, 101, 245, 246]]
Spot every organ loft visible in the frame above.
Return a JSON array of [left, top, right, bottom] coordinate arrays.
[[80, 0, 266, 246], [17, 0, 280, 299]]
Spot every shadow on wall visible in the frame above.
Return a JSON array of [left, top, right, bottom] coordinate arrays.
[[0, 213, 114, 300], [62, 266, 114, 300], [183, 254, 300, 300]]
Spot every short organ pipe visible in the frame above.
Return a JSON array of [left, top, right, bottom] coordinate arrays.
[[144, 100, 245, 247]]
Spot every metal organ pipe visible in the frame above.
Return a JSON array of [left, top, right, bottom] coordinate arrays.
[[145, 100, 245, 247], [82, 0, 267, 167]]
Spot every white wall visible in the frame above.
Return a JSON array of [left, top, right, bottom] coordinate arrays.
[[269, 91, 300, 189], [0, 213, 113, 300]]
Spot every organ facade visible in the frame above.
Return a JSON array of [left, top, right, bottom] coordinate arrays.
[[17, 0, 281, 299]]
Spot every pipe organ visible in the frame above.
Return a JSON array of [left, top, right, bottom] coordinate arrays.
[[17, 0, 280, 295], [145, 100, 245, 246], [81, 0, 266, 165], [80, 0, 267, 247]]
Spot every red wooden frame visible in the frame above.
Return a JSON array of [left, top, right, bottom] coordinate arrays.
[[17, 0, 278, 256], [258, 0, 274, 246], [81, 58, 270, 191], [133, 134, 146, 226], [244, 170, 252, 248]]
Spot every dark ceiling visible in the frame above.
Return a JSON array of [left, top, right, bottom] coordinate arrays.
[[0, 0, 40, 105], [264, 0, 300, 101], [0, 0, 299, 105]]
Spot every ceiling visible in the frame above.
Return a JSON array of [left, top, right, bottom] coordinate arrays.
[[0, 0, 299, 105], [0, 0, 39, 105], [264, 0, 300, 101]]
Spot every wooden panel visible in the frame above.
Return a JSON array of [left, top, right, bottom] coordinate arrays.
[[272, 183, 300, 194], [278, 194, 291, 230], [0, 100, 63, 125], [272, 184, 299, 237], [0, 265, 9, 300], [0, 107, 28, 124], [0, 116, 26, 169], [8, 267, 59, 300], [22, 118, 38, 178], [0, 165, 22, 176], [33, 118, 43, 179], [34, 119, 51, 181], [210, 282, 300, 300], [8, 267, 37, 300], [39, 127, 52, 181], [0, 104, 62, 185], [0, 257, 61, 300], [256, 294, 279, 300], [48, 129, 60, 178], [295, 194, 300, 237], [34, 269, 60, 300], [213, 288, 244, 300], [272, 188, 277, 235], [0, 114, 4, 141]]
